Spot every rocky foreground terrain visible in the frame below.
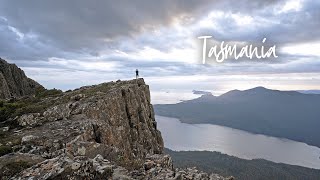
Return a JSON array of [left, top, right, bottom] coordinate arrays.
[[0, 59, 232, 179]]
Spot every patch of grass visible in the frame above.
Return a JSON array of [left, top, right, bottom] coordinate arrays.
[[0, 101, 24, 122], [0, 146, 12, 156], [0, 133, 22, 153], [0, 161, 31, 178], [0, 88, 64, 126], [15, 104, 47, 116], [10, 137, 22, 146], [35, 88, 63, 98]]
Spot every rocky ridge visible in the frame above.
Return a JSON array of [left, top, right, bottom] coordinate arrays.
[[0, 61, 232, 179], [0, 58, 43, 99], [0, 59, 231, 179]]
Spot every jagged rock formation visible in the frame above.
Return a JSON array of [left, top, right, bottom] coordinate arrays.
[[0, 58, 43, 99], [0, 77, 231, 179], [9, 153, 229, 180]]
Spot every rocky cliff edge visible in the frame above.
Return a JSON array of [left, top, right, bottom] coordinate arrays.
[[0, 77, 231, 179]]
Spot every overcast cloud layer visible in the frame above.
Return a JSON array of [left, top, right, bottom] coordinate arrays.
[[0, 0, 319, 103]]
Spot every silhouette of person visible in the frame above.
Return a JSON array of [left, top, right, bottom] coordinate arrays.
[[136, 69, 139, 79]]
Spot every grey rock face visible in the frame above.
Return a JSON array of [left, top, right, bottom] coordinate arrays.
[[80, 79, 164, 160], [0, 72, 11, 99], [0, 58, 43, 99]]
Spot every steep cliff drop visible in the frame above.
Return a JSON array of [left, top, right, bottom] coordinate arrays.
[[0, 60, 231, 179]]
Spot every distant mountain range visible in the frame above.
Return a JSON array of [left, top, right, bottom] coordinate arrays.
[[155, 87, 320, 147], [297, 90, 320, 94]]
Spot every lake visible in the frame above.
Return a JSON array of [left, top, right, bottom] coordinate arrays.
[[156, 115, 320, 169]]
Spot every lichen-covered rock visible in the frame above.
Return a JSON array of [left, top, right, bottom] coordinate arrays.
[[43, 103, 73, 121], [14, 154, 114, 179], [1, 126, 9, 132], [21, 135, 39, 144], [17, 113, 42, 127], [70, 93, 86, 101], [145, 154, 173, 169], [14, 153, 231, 180]]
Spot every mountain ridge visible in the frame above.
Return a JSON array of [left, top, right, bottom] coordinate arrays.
[[155, 87, 320, 147], [209, 86, 307, 98], [0, 58, 43, 99]]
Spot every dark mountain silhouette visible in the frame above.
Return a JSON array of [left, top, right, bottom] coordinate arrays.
[[155, 87, 320, 147], [298, 90, 320, 94], [165, 148, 320, 180]]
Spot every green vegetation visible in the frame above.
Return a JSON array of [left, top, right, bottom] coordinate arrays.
[[0, 88, 64, 126], [0, 131, 22, 156], [0, 161, 31, 178], [0, 146, 12, 156], [35, 87, 63, 98], [0, 101, 23, 122], [165, 149, 320, 180]]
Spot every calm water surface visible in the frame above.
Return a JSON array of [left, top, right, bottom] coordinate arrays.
[[156, 115, 320, 169]]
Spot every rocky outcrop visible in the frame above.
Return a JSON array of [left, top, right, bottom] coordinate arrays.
[[0, 78, 231, 179], [13, 153, 231, 180], [0, 58, 43, 99], [17, 79, 163, 160]]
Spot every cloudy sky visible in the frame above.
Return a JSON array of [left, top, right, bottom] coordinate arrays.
[[0, 0, 319, 103]]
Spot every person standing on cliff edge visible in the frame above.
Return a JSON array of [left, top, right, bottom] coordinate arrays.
[[136, 69, 139, 79]]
